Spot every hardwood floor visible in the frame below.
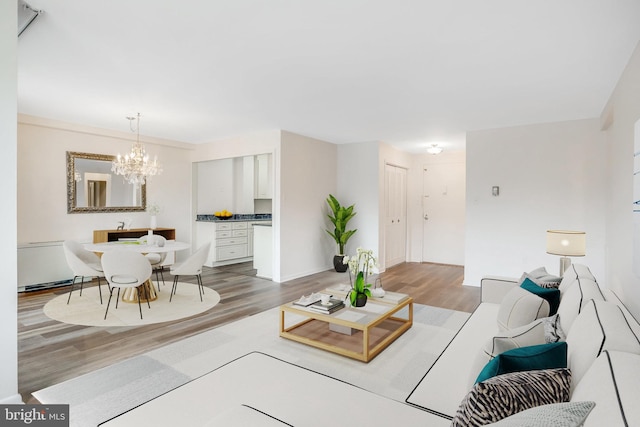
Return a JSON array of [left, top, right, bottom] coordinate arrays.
[[17, 261, 479, 403]]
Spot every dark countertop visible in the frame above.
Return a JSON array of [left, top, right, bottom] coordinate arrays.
[[196, 214, 272, 223], [253, 222, 272, 227]]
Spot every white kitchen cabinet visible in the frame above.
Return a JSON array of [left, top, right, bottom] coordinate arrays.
[[254, 153, 273, 199], [198, 221, 253, 267]]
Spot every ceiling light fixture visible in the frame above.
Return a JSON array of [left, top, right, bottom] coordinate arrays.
[[426, 144, 443, 155], [112, 113, 162, 186]]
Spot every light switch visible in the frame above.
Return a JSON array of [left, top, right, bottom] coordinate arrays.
[[492, 186, 499, 196]]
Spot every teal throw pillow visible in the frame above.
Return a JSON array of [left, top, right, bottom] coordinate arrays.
[[475, 342, 567, 384], [521, 277, 560, 315]]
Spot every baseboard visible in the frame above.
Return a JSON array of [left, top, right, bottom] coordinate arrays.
[[18, 279, 72, 293], [0, 393, 25, 404]]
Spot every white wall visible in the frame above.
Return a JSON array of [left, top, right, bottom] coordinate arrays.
[[408, 150, 466, 265], [336, 142, 380, 260], [602, 41, 640, 318], [193, 130, 281, 160], [196, 158, 234, 214], [17, 116, 193, 257], [337, 143, 465, 271], [1, 0, 20, 404], [280, 131, 337, 281], [465, 119, 606, 287]]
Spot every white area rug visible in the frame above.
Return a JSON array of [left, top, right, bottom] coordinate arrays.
[[44, 282, 220, 326], [34, 303, 469, 427]]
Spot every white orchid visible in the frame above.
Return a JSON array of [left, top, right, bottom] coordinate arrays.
[[347, 248, 377, 276], [147, 203, 161, 215], [344, 247, 378, 306]]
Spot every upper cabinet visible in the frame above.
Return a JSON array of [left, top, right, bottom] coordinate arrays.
[[254, 153, 273, 199], [196, 153, 273, 216]]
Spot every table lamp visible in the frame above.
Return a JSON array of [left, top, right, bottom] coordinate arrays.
[[546, 230, 586, 276]]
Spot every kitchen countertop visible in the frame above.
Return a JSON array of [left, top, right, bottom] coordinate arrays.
[[196, 214, 272, 223], [253, 222, 272, 227]]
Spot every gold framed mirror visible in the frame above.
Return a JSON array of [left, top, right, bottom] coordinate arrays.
[[66, 151, 146, 213]]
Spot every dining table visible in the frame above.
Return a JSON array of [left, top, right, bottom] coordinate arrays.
[[84, 240, 191, 303]]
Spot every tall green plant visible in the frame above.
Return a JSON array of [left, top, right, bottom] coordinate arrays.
[[325, 194, 357, 255]]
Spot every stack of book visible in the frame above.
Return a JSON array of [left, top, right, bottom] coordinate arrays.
[[308, 298, 345, 314], [293, 293, 322, 307]]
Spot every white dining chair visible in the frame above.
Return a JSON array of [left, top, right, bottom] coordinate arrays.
[[101, 251, 152, 320], [169, 243, 211, 302], [138, 234, 168, 289], [63, 240, 107, 304]]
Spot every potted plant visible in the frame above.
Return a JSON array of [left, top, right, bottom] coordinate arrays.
[[344, 247, 377, 307], [325, 194, 357, 272]]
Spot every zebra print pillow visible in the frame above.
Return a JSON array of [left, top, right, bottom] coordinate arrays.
[[451, 368, 571, 427]]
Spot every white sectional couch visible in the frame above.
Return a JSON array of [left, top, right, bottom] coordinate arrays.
[[102, 264, 640, 426], [101, 351, 452, 427], [406, 263, 640, 426]]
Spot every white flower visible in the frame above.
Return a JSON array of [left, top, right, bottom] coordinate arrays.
[[147, 203, 161, 215], [346, 247, 378, 282]]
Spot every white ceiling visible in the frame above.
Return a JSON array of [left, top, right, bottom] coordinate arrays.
[[17, 1, 640, 153]]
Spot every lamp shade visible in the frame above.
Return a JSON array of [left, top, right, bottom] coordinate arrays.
[[546, 230, 586, 257]]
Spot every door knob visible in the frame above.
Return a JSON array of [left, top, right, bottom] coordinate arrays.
[[424, 214, 429, 220]]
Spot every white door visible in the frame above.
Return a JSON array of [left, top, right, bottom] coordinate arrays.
[[385, 164, 407, 268], [422, 163, 466, 265]]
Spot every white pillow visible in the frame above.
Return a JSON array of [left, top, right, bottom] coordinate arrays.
[[556, 276, 605, 333], [528, 266, 550, 278], [606, 289, 640, 339], [497, 287, 550, 331], [541, 313, 566, 343], [566, 299, 640, 390], [486, 401, 595, 426], [468, 320, 545, 388], [558, 264, 597, 294]]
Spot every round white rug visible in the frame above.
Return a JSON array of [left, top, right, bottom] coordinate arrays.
[[44, 282, 220, 327]]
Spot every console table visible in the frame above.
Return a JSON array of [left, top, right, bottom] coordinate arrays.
[[93, 228, 176, 243]]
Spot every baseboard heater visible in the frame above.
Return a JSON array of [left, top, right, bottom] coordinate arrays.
[[17, 241, 74, 292]]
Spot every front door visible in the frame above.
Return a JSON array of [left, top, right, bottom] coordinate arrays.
[[422, 162, 465, 265]]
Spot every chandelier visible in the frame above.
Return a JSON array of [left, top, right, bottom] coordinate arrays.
[[112, 113, 162, 185]]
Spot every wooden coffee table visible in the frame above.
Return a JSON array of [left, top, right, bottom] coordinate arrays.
[[279, 291, 413, 362]]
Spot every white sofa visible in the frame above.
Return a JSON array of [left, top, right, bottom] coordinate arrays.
[[406, 263, 640, 426], [102, 264, 640, 426], [101, 351, 453, 427]]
